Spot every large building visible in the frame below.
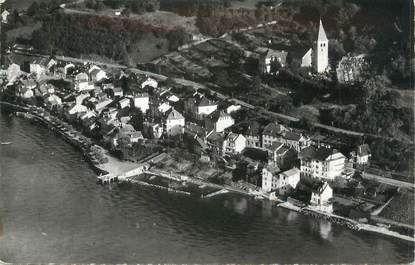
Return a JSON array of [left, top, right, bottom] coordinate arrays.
[[314, 19, 329, 73], [299, 146, 345, 180]]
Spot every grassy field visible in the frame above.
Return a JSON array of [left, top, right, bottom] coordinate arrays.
[[379, 189, 414, 225]]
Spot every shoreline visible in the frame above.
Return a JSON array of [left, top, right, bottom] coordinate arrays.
[[1, 100, 414, 244]]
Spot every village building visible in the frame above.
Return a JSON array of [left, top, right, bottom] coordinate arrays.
[[261, 163, 281, 193], [226, 104, 241, 114], [165, 108, 185, 136], [282, 131, 311, 152], [267, 142, 298, 170], [185, 94, 218, 120], [223, 133, 246, 155], [257, 47, 288, 74], [89, 68, 107, 83], [133, 93, 150, 113], [352, 144, 371, 165], [336, 54, 368, 84], [262, 122, 288, 148], [140, 76, 158, 89], [118, 98, 130, 109], [206, 131, 225, 157], [309, 181, 333, 213], [244, 122, 261, 148], [299, 146, 346, 180], [143, 122, 164, 139], [205, 110, 234, 133], [46, 94, 62, 106]]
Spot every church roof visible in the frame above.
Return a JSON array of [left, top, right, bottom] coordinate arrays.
[[317, 19, 328, 42]]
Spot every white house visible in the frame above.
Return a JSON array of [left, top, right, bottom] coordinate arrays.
[[158, 102, 171, 114], [141, 76, 158, 89], [46, 94, 62, 106], [223, 133, 246, 155], [185, 94, 217, 120], [133, 93, 149, 113], [30, 59, 47, 77], [262, 122, 288, 148], [75, 81, 94, 92], [165, 108, 185, 136], [7, 63, 22, 83], [261, 163, 280, 193], [118, 98, 130, 109], [282, 131, 311, 152], [95, 99, 113, 113], [64, 63, 75, 77], [309, 181, 333, 213], [75, 72, 89, 83], [68, 104, 88, 115], [275, 167, 300, 195], [299, 146, 345, 180], [257, 47, 288, 74], [90, 68, 107, 82], [205, 110, 234, 133], [75, 93, 90, 105], [301, 48, 313, 68], [226, 104, 241, 114], [353, 144, 371, 165]]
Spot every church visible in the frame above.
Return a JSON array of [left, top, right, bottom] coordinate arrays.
[[301, 19, 329, 73]]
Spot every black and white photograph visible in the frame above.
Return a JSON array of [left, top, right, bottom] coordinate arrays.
[[0, 0, 414, 263]]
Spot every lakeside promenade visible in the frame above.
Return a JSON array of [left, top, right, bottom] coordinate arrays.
[[1, 100, 414, 244]]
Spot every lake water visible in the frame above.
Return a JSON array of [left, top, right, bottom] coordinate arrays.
[[0, 112, 413, 263]]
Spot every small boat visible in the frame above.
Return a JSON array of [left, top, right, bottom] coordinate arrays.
[[1, 142, 12, 145]]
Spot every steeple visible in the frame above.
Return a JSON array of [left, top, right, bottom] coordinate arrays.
[[317, 19, 328, 42]]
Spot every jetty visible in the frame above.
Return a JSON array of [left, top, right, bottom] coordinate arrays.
[[202, 189, 229, 199]]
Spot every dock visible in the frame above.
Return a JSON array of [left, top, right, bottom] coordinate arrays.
[[202, 189, 229, 199]]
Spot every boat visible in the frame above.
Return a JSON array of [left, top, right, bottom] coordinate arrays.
[[1, 142, 12, 145]]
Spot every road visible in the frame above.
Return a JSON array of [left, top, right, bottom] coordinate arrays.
[[361, 171, 415, 190]]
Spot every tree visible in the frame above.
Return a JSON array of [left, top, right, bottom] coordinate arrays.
[[27, 1, 40, 16], [129, 108, 144, 131]]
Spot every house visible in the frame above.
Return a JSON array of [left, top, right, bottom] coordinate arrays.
[[133, 93, 149, 113], [257, 47, 288, 74], [352, 144, 371, 165], [30, 58, 56, 77], [226, 104, 241, 114], [282, 131, 310, 152], [110, 86, 124, 98], [46, 94, 62, 106], [184, 123, 209, 155], [94, 99, 113, 113], [113, 124, 136, 147], [90, 67, 107, 83], [268, 142, 298, 170], [165, 108, 185, 136], [158, 102, 171, 114], [275, 167, 301, 195], [140, 76, 158, 89], [223, 133, 246, 155], [185, 94, 217, 120], [18, 79, 37, 98], [130, 131, 144, 143], [336, 54, 368, 84], [68, 103, 88, 115], [168, 95, 180, 103], [261, 163, 281, 192], [7, 63, 22, 83], [75, 81, 94, 92], [206, 131, 225, 156], [205, 110, 234, 133], [309, 181, 333, 213], [64, 63, 75, 77], [75, 93, 90, 105], [244, 122, 261, 148], [1, 10, 10, 23], [299, 146, 345, 180], [75, 72, 89, 83], [118, 98, 130, 109], [143, 122, 164, 139], [301, 48, 313, 68], [262, 122, 288, 148]]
